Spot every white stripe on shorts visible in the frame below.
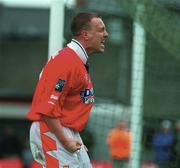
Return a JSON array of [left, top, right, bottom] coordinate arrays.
[[30, 121, 92, 168]]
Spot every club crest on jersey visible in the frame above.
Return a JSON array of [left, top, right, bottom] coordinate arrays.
[[80, 88, 94, 104], [55, 79, 65, 92]]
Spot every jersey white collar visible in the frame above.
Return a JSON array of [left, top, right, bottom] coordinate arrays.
[[67, 39, 88, 64]]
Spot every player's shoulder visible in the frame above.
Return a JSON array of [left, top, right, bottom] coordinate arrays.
[[53, 47, 80, 66], [47, 47, 85, 76]]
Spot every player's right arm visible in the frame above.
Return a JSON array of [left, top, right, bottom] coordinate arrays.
[[42, 115, 82, 153]]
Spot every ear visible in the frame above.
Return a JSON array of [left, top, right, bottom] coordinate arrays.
[[81, 30, 89, 40]]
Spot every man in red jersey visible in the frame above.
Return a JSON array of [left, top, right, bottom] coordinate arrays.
[[27, 12, 108, 168]]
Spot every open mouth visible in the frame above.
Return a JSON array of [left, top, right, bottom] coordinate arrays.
[[101, 40, 105, 44], [101, 40, 105, 47]]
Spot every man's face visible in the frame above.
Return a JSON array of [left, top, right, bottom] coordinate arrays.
[[86, 17, 108, 54]]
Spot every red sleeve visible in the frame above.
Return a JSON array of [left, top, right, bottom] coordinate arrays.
[[34, 79, 67, 118], [27, 55, 73, 120]]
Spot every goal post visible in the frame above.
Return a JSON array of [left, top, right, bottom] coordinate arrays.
[[48, 0, 65, 59], [129, 3, 146, 168]]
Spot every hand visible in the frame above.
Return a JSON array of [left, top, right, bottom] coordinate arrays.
[[62, 138, 82, 153]]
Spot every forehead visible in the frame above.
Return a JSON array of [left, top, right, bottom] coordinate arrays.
[[90, 17, 105, 28]]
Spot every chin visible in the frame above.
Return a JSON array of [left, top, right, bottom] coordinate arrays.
[[91, 48, 105, 54], [99, 48, 105, 53], [96, 50, 104, 54]]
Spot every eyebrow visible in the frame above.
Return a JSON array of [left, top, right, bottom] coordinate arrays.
[[100, 26, 106, 31]]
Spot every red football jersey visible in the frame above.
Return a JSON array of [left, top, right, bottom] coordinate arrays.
[[27, 47, 94, 131]]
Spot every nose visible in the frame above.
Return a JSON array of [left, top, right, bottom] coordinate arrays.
[[104, 30, 108, 38]]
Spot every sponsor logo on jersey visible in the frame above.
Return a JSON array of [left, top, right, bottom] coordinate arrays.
[[80, 88, 94, 104], [55, 79, 65, 92]]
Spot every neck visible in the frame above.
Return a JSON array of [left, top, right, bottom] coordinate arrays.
[[73, 37, 93, 55]]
